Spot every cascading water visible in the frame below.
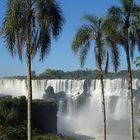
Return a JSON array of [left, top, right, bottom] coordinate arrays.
[[0, 79, 140, 140]]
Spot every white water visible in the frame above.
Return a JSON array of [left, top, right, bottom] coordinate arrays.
[[0, 79, 140, 140]]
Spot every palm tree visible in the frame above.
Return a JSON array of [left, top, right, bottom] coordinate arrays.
[[107, 0, 140, 140], [1, 0, 64, 139], [72, 15, 120, 140]]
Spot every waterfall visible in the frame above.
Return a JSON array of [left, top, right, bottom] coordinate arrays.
[[0, 78, 140, 140]]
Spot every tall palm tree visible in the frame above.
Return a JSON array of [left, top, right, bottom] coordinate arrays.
[[72, 15, 120, 140], [107, 0, 140, 140], [1, 0, 64, 139]]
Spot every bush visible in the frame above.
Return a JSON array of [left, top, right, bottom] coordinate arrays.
[[0, 96, 57, 139], [0, 124, 26, 140]]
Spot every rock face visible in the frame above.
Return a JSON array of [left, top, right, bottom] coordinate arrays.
[[43, 80, 92, 114], [32, 100, 57, 134], [76, 80, 91, 109], [43, 86, 67, 114], [43, 84, 89, 114], [43, 86, 55, 101]]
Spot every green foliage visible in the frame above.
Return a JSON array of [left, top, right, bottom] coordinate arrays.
[[38, 69, 140, 79], [0, 96, 57, 139], [1, 0, 65, 61], [0, 125, 26, 140], [71, 14, 120, 75], [0, 96, 27, 127], [0, 96, 27, 140], [37, 69, 99, 79], [135, 56, 140, 68], [4, 69, 140, 79], [38, 69, 65, 79], [107, 0, 140, 59]]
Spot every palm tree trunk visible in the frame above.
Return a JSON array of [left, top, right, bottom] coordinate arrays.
[[27, 50, 32, 140], [27, 0, 32, 139], [126, 49, 134, 140], [99, 72, 107, 140]]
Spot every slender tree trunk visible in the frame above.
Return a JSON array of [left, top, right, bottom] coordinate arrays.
[[27, 50, 32, 140], [125, 18, 134, 139], [99, 72, 107, 140], [27, 0, 32, 139], [126, 49, 134, 140]]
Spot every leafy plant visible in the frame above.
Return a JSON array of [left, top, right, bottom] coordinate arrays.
[[135, 56, 140, 68]]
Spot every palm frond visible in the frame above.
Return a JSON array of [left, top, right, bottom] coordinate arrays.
[[120, 0, 134, 12], [94, 47, 103, 74], [103, 15, 120, 72], [110, 42, 120, 72], [95, 32, 106, 66], [129, 30, 136, 60], [79, 42, 90, 67], [108, 6, 122, 17], [35, 0, 65, 39], [105, 51, 109, 75], [1, 0, 27, 60], [72, 25, 92, 54], [31, 30, 39, 59], [136, 28, 140, 50], [2, 0, 64, 62], [135, 10, 140, 51], [38, 28, 51, 61], [103, 17, 121, 46], [15, 31, 24, 61], [82, 15, 100, 31]]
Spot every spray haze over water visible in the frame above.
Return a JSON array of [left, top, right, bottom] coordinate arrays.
[[0, 79, 140, 140]]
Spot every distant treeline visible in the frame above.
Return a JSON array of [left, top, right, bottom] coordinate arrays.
[[3, 69, 140, 80]]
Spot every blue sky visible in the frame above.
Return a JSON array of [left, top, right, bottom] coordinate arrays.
[[0, 0, 140, 77]]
